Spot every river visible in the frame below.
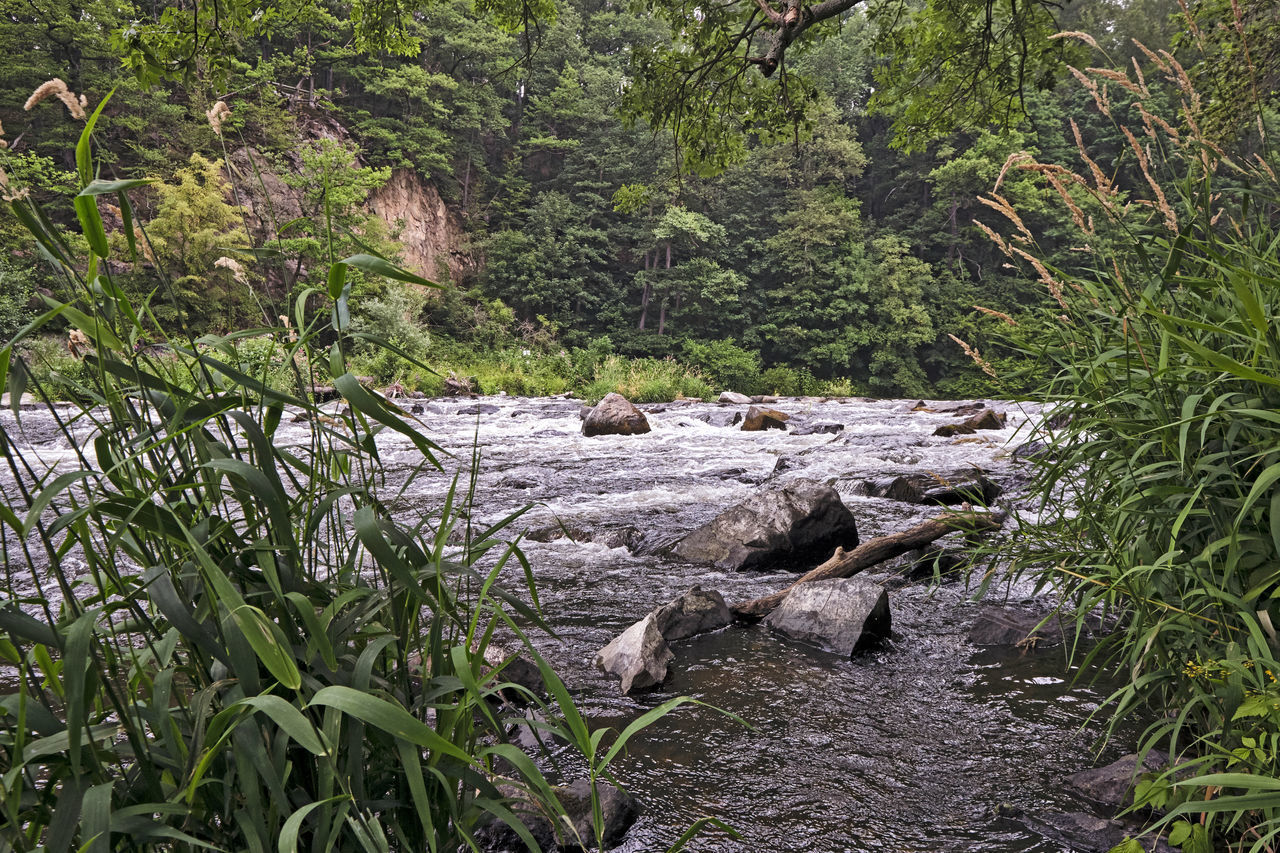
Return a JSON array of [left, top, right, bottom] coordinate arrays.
[[1, 393, 1141, 852]]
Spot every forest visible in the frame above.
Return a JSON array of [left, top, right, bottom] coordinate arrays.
[[0, 0, 1195, 400], [2, 0, 1280, 850]]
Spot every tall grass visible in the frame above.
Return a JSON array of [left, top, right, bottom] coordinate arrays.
[[0, 94, 726, 852], [978, 24, 1280, 853]]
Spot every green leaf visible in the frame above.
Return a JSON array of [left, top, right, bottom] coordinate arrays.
[[74, 195, 109, 258], [75, 90, 115, 189], [306, 686, 474, 765], [77, 178, 153, 196], [226, 604, 302, 690], [230, 695, 326, 754], [337, 253, 440, 288]]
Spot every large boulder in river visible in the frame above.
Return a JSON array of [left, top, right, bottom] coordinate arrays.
[[764, 577, 890, 657], [652, 586, 732, 641], [671, 479, 859, 571], [582, 393, 651, 437], [594, 614, 673, 693], [718, 390, 752, 404], [741, 405, 789, 431]]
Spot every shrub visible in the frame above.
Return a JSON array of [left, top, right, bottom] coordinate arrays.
[[681, 338, 762, 394], [982, 34, 1280, 852]]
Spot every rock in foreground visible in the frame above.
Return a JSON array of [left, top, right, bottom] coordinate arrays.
[[764, 576, 890, 656], [596, 587, 731, 693], [671, 478, 859, 571], [582, 393, 650, 437], [594, 614, 672, 693], [1066, 752, 1170, 808], [484, 779, 640, 851]]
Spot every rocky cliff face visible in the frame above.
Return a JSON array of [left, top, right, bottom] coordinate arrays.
[[368, 169, 476, 283], [226, 146, 476, 286]]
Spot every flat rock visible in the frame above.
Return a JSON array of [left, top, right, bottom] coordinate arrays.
[[1066, 752, 1170, 808], [651, 586, 731, 641], [458, 403, 501, 415], [764, 576, 890, 656], [582, 393, 650, 437], [741, 405, 789, 431], [594, 613, 673, 693], [968, 608, 1076, 648], [671, 478, 859, 571], [792, 422, 844, 436], [1020, 811, 1172, 853], [718, 390, 752, 404]]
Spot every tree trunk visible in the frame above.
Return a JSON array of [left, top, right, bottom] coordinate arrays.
[[638, 251, 651, 330], [731, 511, 1006, 619]]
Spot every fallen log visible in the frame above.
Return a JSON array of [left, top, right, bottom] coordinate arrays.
[[732, 510, 1007, 619]]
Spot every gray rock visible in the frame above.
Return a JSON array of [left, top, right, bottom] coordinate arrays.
[[481, 644, 545, 700], [671, 478, 859, 571], [792, 422, 844, 436], [459, 403, 501, 415], [594, 614, 673, 693], [578, 404, 593, 420], [484, 779, 640, 851], [582, 393, 651, 437], [750, 395, 779, 404], [854, 472, 1000, 506], [718, 390, 752, 404], [968, 608, 1077, 648], [706, 410, 744, 428], [764, 577, 890, 656], [741, 406, 789, 431], [1021, 811, 1172, 853], [965, 408, 1007, 430], [651, 586, 732, 641], [1067, 752, 1170, 808]]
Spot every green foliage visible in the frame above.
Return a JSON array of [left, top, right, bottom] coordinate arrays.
[[0, 114, 725, 853], [681, 338, 762, 394], [996, 43, 1280, 853]]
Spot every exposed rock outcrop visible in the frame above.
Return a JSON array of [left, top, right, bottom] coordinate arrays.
[[582, 393, 651, 437], [718, 391, 752, 404], [764, 576, 890, 656], [368, 168, 476, 282], [671, 478, 859, 571]]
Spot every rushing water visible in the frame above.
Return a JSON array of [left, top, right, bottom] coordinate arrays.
[[1, 394, 1140, 851]]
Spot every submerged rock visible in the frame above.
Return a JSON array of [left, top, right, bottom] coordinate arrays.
[[764, 577, 891, 656], [934, 408, 1007, 437], [1020, 811, 1172, 853], [718, 390, 752, 404], [582, 393, 651, 437], [671, 478, 859, 571], [741, 405, 789, 431], [458, 402, 501, 415], [594, 614, 673, 693], [651, 586, 732, 641]]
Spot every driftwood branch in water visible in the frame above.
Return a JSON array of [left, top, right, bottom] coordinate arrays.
[[731, 510, 1007, 619]]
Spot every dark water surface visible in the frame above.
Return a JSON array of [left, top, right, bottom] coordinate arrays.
[[2, 394, 1133, 851]]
